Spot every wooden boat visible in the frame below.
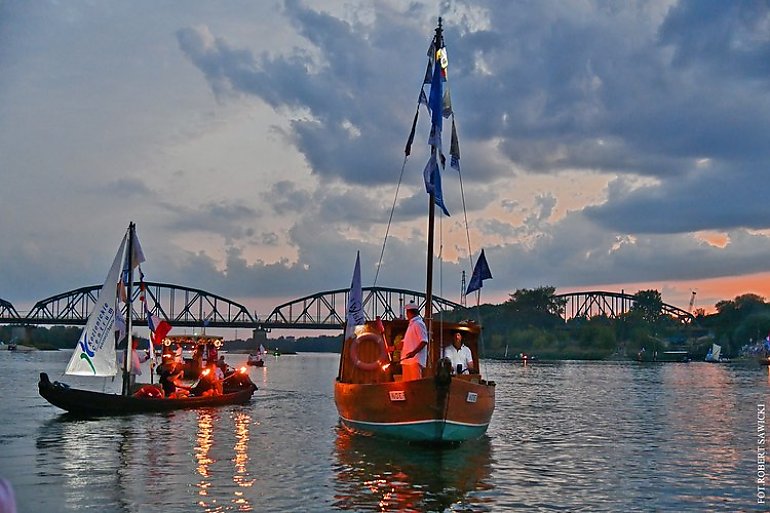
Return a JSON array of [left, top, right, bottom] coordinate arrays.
[[160, 334, 225, 379], [38, 372, 256, 416], [247, 354, 265, 367], [334, 20, 495, 444], [704, 343, 729, 363], [637, 349, 691, 362], [246, 344, 267, 366], [38, 223, 257, 416]]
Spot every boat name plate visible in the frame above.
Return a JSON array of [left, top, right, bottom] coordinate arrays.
[[389, 391, 406, 402], [466, 392, 478, 403]]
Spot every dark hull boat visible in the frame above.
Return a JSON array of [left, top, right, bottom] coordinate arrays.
[[38, 223, 258, 416], [39, 372, 256, 416]]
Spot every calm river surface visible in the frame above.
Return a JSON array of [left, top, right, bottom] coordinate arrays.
[[0, 350, 766, 512]]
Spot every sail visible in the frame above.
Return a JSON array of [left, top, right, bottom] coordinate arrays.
[[712, 344, 721, 361], [65, 233, 127, 376]]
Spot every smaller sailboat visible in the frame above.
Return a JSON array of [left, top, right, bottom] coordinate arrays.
[[38, 223, 257, 416], [247, 344, 266, 367], [704, 343, 729, 363]]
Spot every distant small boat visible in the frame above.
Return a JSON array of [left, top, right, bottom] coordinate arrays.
[[705, 343, 729, 363], [637, 349, 691, 363], [247, 353, 265, 367], [509, 353, 535, 363]]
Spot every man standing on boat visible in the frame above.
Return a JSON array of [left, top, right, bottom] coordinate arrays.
[[401, 302, 428, 380], [125, 338, 150, 390]]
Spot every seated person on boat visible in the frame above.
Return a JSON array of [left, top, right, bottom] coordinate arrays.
[[443, 329, 475, 374], [190, 364, 223, 397], [159, 366, 190, 398]]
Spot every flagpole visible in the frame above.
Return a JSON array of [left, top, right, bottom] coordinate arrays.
[[425, 19, 443, 373], [121, 222, 135, 396]]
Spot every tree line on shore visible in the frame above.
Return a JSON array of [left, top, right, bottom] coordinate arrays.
[[5, 286, 770, 359]]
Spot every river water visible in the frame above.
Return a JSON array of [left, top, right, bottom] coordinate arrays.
[[0, 350, 766, 512]]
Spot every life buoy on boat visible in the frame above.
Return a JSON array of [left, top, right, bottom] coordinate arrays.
[[350, 332, 387, 371], [133, 384, 164, 398]]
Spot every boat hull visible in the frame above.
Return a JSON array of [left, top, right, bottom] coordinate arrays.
[[38, 372, 256, 416], [334, 376, 495, 443]]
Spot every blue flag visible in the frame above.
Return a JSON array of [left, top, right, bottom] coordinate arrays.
[[466, 249, 492, 295], [423, 152, 450, 216], [428, 53, 443, 141], [345, 251, 365, 339]]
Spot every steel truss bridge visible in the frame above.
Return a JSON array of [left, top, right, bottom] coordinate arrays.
[[557, 291, 694, 324], [0, 285, 692, 331], [0, 283, 462, 331]]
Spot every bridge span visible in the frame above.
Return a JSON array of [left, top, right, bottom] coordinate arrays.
[[0, 285, 693, 331], [0, 283, 462, 331]]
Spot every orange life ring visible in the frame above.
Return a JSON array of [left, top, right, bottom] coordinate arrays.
[[350, 332, 387, 371], [133, 384, 163, 398]]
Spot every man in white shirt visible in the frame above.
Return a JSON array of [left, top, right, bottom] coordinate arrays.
[[400, 302, 428, 380], [444, 330, 474, 374]]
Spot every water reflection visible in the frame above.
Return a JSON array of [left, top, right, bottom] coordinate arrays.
[[195, 411, 215, 507], [35, 416, 131, 512], [194, 409, 254, 512], [332, 427, 494, 512], [232, 411, 254, 511]]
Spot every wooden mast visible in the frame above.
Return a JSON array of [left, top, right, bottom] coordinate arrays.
[[121, 222, 135, 396], [425, 18, 443, 375]]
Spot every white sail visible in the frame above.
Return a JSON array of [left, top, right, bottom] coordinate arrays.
[[711, 344, 721, 361], [65, 233, 127, 376]]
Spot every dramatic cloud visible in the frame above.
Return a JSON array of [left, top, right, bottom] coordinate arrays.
[[3, 0, 770, 317]]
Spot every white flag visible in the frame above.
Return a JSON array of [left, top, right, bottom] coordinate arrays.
[[344, 251, 365, 340]]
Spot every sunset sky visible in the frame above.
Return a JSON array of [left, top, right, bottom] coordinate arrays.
[[2, 0, 770, 323]]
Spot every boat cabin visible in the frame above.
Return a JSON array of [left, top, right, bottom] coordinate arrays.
[[338, 319, 482, 385], [159, 335, 224, 379]]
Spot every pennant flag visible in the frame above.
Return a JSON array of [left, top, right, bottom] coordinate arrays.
[[131, 229, 145, 269], [423, 43, 435, 83], [428, 50, 444, 139], [405, 106, 420, 157], [422, 152, 450, 216], [442, 83, 453, 118], [466, 249, 493, 295], [345, 251, 366, 340], [450, 118, 460, 171], [418, 89, 429, 107]]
